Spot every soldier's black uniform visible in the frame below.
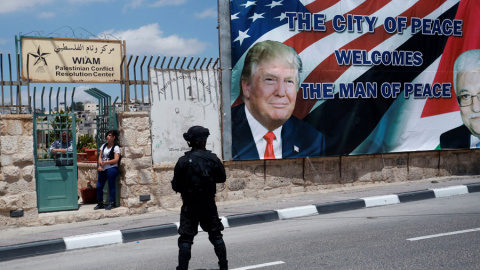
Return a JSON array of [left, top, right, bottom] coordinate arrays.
[[171, 126, 228, 270]]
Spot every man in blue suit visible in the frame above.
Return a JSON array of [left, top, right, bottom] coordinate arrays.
[[232, 40, 325, 160], [440, 49, 480, 149]]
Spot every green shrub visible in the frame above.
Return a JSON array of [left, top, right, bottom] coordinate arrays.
[[77, 134, 96, 153]]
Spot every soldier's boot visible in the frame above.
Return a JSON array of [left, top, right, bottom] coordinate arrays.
[[177, 241, 192, 270], [215, 243, 228, 270], [218, 260, 228, 270], [210, 234, 228, 270]]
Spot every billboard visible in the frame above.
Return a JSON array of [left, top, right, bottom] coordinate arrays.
[[149, 68, 222, 164], [21, 37, 123, 83], [229, 0, 480, 160]]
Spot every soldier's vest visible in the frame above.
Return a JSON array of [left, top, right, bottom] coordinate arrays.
[[183, 151, 216, 202]]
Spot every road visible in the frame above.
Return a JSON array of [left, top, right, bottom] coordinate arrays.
[[1, 193, 479, 270]]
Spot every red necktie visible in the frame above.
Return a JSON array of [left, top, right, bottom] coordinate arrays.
[[263, 132, 276, 159]]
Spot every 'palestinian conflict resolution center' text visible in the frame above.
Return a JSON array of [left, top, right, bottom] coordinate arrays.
[[55, 65, 115, 77]]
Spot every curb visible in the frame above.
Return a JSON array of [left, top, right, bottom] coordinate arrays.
[[1, 182, 479, 261]]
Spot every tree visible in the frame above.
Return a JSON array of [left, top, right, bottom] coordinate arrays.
[[74, 101, 84, 111]]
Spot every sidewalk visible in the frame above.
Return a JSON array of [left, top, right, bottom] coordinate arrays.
[[1, 176, 479, 261]]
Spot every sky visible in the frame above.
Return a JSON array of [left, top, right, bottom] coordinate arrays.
[[0, 0, 220, 106]]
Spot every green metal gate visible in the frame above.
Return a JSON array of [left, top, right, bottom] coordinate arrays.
[[85, 87, 119, 206], [33, 87, 78, 212]]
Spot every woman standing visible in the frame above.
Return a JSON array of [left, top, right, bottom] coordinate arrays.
[[94, 130, 121, 210]]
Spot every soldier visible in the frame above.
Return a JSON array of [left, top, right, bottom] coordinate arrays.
[[171, 126, 228, 270]]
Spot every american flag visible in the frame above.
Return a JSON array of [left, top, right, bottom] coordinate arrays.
[[230, 0, 480, 156]]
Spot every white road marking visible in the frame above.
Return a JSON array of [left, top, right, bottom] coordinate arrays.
[[407, 228, 480, 241], [431, 185, 468, 198], [362, 195, 400, 208], [64, 230, 122, 250], [232, 261, 285, 270], [276, 205, 318, 220]]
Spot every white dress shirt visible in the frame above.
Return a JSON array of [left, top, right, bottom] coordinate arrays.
[[245, 105, 283, 159]]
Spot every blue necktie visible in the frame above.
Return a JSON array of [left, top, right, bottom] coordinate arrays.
[[476, 142, 480, 148]]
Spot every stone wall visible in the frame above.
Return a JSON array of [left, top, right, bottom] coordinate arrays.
[[113, 110, 480, 212], [0, 115, 36, 227], [117, 111, 157, 214], [2, 111, 480, 227], [149, 148, 480, 208], [77, 162, 97, 196]]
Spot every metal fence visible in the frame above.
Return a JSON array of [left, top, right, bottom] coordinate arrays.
[[0, 51, 219, 114], [0, 53, 29, 114], [121, 55, 219, 110]]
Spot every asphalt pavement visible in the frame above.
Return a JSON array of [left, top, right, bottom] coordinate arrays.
[[0, 176, 479, 262]]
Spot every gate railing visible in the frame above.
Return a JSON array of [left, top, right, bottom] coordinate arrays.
[[33, 86, 77, 167], [84, 87, 118, 147]]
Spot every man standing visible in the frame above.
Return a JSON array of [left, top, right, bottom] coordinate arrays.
[[440, 49, 480, 149], [171, 126, 228, 270], [48, 131, 73, 166], [232, 40, 325, 160]]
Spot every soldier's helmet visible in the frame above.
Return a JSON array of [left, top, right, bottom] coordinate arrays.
[[183, 126, 210, 142]]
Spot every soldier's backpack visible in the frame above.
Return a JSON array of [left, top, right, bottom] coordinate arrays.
[[183, 151, 216, 201]]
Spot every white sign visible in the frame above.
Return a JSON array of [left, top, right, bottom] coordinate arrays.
[[21, 37, 123, 83], [149, 68, 222, 164]]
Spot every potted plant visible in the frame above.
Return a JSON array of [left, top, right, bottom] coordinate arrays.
[[77, 134, 96, 162], [77, 146, 88, 162], [80, 181, 97, 204], [84, 141, 98, 162]]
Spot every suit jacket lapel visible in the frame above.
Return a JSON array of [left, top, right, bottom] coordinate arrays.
[[232, 104, 260, 160], [282, 118, 294, 158], [460, 125, 473, 148]]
